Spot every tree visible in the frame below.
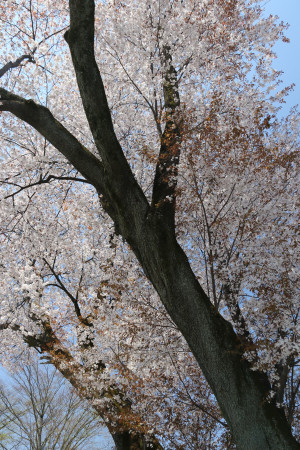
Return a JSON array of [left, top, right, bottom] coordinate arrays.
[[0, 0, 299, 449], [0, 355, 111, 449]]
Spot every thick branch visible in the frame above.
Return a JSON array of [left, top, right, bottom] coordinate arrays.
[[64, 0, 150, 252], [151, 45, 181, 228], [0, 88, 106, 195], [64, 0, 143, 201]]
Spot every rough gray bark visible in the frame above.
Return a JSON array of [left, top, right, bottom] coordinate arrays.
[[0, 0, 299, 448]]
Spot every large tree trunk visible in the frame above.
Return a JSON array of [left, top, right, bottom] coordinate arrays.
[[116, 212, 299, 449], [62, 1, 299, 442]]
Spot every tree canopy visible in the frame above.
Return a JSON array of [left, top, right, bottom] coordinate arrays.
[[0, 1, 299, 448]]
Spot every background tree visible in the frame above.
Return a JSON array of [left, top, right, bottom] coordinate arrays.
[[0, 354, 112, 449], [0, 0, 299, 449]]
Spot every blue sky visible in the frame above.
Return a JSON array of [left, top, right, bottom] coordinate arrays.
[[263, 0, 300, 113]]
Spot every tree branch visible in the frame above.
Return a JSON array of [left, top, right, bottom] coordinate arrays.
[[64, 0, 143, 200], [3, 174, 92, 199], [64, 0, 150, 255], [151, 45, 181, 228], [0, 88, 106, 195], [43, 258, 91, 327], [0, 54, 35, 78]]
